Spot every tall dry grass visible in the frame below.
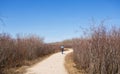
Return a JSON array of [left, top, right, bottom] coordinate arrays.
[[0, 33, 60, 74], [73, 25, 120, 74]]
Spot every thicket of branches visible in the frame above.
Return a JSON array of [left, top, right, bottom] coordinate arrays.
[[0, 33, 60, 74], [73, 25, 120, 74]]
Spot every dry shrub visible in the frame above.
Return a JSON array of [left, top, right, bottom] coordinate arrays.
[[73, 38, 90, 72], [73, 25, 120, 74], [0, 33, 60, 74], [62, 39, 73, 48]]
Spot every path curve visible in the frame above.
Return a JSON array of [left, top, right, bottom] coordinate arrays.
[[25, 49, 73, 74]]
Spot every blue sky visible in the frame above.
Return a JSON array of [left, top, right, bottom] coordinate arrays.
[[0, 0, 120, 43]]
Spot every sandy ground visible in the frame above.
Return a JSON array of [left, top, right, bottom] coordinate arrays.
[[25, 49, 73, 74]]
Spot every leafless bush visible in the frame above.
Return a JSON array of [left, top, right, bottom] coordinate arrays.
[[73, 25, 120, 74], [62, 39, 73, 48], [0, 33, 60, 74]]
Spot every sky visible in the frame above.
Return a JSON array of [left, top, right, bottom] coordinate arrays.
[[0, 0, 120, 43]]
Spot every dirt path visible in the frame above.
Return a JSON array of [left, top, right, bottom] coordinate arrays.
[[25, 49, 73, 74]]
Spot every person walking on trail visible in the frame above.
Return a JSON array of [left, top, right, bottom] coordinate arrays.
[[61, 45, 64, 54]]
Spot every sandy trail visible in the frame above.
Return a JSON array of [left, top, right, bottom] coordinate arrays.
[[25, 49, 73, 74]]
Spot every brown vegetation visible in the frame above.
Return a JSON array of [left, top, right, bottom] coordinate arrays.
[[62, 39, 73, 48], [65, 52, 85, 74], [0, 33, 60, 74], [73, 25, 120, 74]]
